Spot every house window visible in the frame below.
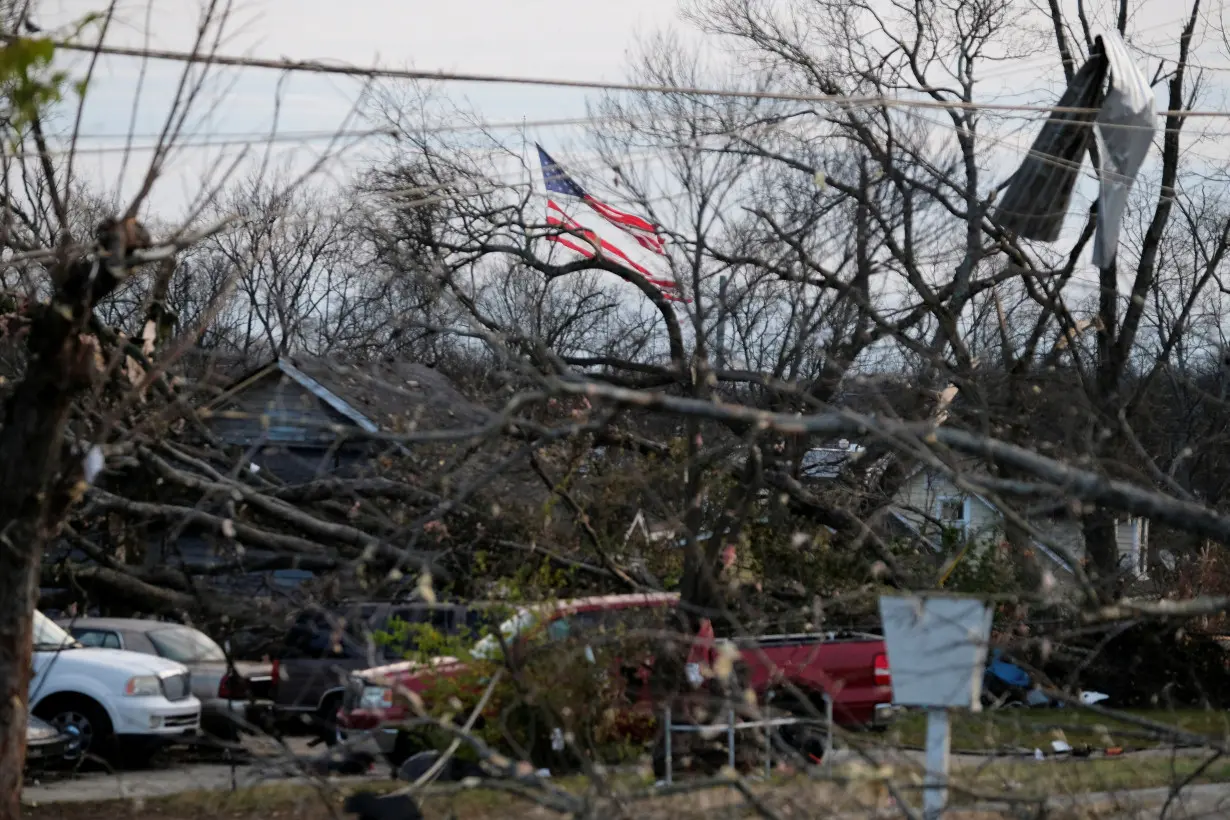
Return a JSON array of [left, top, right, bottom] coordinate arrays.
[[936, 496, 967, 532]]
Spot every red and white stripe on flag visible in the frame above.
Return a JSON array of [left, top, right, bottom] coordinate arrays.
[[544, 198, 683, 300], [582, 196, 667, 256]]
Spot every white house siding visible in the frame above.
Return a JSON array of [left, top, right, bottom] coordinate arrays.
[[1114, 517, 1149, 579], [891, 469, 1148, 579], [894, 470, 1002, 545]]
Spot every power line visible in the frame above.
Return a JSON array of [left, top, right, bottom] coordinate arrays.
[[26, 36, 1230, 119], [63, 115, 624, 142], [30, 115, 640, 158], [45, 102, 1230, 165], [30, 128, 389, 158]]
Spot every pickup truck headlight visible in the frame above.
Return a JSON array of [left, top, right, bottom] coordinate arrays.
[[359, 686, 394, 709], [125, 675, 162, 697]]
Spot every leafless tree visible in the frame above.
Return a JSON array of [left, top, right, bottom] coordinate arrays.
[[11, 0, 1230, 817]]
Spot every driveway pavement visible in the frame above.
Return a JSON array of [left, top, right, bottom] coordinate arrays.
[[21, 735, 384, 805]]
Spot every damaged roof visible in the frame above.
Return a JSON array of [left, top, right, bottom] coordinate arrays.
[[205, 354, 493, 443], [290, 356, 492, 434]]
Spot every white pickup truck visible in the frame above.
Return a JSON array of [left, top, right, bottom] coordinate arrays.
[[29, 610, 202, 763]]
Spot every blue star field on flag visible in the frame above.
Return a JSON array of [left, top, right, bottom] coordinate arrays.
[[537, 145, 587, 198]]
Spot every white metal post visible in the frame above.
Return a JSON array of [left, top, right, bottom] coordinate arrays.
[[923, 707, 951, 819]]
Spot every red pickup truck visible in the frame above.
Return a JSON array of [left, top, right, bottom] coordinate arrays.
[[338, 592, 893, 766]]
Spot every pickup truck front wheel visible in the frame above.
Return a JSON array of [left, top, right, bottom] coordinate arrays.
[[34, 694, 114, 764]]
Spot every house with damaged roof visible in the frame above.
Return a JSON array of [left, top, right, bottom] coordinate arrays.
[[39, 354, 556, 612], [203, 356, 494, 482], [97, 356, 522, 589]]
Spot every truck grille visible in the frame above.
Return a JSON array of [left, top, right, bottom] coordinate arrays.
[[160, 672, 192, 701], [164, 712, 199, 729]]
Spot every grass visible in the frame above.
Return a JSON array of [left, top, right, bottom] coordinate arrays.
[[22, 781, 393, 820], [881, 708, 1230, 754], [952, 754, 1230, 798]]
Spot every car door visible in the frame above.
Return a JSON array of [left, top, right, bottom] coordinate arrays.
[[29, 612, 83, 707]]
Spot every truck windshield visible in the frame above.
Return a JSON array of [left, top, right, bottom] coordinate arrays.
[[471, 608, 540, 660], [32, 611, 78, 651]]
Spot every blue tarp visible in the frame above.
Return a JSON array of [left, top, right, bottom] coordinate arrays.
[[987, 649, 1032, 688]]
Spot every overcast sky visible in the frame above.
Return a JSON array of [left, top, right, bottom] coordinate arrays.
[[31, 0, 1230, 223], [35, 0, 692, 217]]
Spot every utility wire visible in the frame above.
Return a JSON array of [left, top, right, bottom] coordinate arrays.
[[21, 36, 1230, 119], [63, 115, 618, 142]]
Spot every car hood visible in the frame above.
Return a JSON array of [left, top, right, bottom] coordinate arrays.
[[41, 647, 187, 676]]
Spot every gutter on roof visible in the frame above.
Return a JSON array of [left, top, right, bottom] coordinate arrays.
[[278, 359, 380, 433], [206, 356, 423, 456], [1028, 540, 1074, 574]]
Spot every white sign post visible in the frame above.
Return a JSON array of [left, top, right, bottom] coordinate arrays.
[[879, 595, 993, 820]]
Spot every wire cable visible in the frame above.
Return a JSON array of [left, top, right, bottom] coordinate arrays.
[[21, 36, 1230, 119]]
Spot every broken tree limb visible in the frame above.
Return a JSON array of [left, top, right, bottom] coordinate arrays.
[[85, 489, 334, 555], [547, 377, 1230, 546], [140, 447, 386, 550]]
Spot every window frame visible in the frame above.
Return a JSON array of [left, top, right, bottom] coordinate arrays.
[[73, 629, 123, 650], [935, 495, 969, 535]]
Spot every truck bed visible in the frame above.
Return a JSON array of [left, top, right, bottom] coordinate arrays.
[[735, 633, 890, 726]]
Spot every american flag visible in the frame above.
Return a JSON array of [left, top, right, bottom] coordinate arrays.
[[537, 145, 683, 301]]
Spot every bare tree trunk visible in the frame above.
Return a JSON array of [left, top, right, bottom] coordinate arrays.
[[1082, 507, 1120, 602], [1003, 516, 1043, 591], [0, 220, 151, 819], [0, 520, 41, 817], [0, 317, 95, 816]]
